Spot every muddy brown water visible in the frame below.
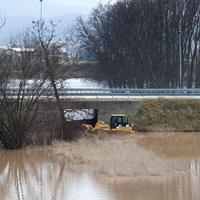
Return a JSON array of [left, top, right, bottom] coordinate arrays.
[[0, 148, 200, 200]]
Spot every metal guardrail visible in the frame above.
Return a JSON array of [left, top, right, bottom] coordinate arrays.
[[3, 88, 200, 97]]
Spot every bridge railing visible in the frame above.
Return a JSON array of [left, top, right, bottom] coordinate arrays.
[[3, 88, 200, 97]]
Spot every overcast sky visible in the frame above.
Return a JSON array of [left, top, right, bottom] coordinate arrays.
[[0, 0, 116, 18], [0, 0, 117, 43], [48, 0, 114, 7]]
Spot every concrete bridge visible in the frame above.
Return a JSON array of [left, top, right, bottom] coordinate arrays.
[[40, 100, 140, 124], [5, 88, 200, 123]]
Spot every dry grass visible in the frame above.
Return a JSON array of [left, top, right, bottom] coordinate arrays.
[[135, 132, 200, 159], [134, 99, 200, 131]]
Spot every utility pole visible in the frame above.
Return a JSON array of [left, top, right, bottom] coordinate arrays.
[[178, 19, 182, 88], [39, 0, 44, 79], [40, 0, 43, 21]]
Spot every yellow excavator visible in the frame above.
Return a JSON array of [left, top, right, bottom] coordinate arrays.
[[85, 114, 133, 133], [110, 114, 129, 129]]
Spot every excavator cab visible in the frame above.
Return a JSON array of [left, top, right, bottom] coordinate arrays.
[[110, 114, 129, 129]]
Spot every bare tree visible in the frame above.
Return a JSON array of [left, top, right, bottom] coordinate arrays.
[[0, 32, 47, 149], [77, 0, 200, 88], [0, 15, 5, 30], [31, 20, 73, 140]]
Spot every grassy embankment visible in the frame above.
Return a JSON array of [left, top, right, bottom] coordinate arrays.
[[133, 99, 200, 132], [133, 99, 200, 159]]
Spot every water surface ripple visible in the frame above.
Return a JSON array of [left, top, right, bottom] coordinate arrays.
[[0, 150, 200, 200]]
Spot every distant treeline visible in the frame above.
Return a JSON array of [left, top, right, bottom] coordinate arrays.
[[77, 0, 200, 88]]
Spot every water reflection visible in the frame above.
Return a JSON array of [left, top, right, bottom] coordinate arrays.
[[190, 161, 200, 200], [104, 160, 200, 200], [0, 150, 200, 200], [0, 150, 113, 200]]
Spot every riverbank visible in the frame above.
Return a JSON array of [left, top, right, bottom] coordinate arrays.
[[133, 99, 200, 131]]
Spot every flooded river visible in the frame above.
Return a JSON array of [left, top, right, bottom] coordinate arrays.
[[0, 149, 200, 200]]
